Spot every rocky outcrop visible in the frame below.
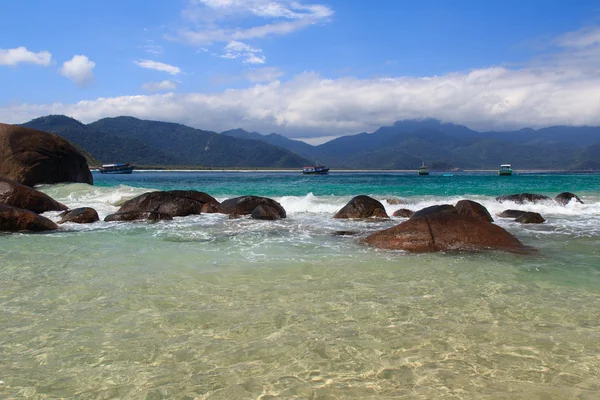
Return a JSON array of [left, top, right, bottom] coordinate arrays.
[[333, 195, 389, 219], [118, 191, 205, 217], [166, 190, 221, 213], [393, 208, 414, 218], [104, 211, 173, 222], [455, 200, 493, 222], [516, 212, 545, 224], [410, 204, 457, 219], [220, 196, 286, 218], [363, 213, 525, 253], [0, 123, 93, 187], [58, 207, 99, 224], [555, 192, 583, 205], [0, 204, 58, 232], [251, 205, 283, 220], [496, 193, 551, 204], [497, 209, 527, 218], [0, 177, 67, 213]]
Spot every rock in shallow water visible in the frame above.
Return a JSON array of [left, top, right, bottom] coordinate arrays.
[[221, 196, 286, 218], [410, 204, 457, 219], [334, 195, 389, 219], [118, 191, 204, 217], [515, 212, 545, 224], [104, 211, 173, 222], [455, 200, 493, 222], [393, 208, 414, 218], [0, 177, 67, 213], [497, 209, 527, 218], [496, 193, 551, 204], [0, 204, 58, 232], [59, 207, 99, 224], [555, 192, 583, 205]]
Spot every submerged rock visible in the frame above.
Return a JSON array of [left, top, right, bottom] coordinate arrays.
[[515, 212, 545, 224], [0, 204, 58, 232], [0, 123, 93, 187], [104, 211, 173, 222], [555, 192, 583, 205], [221, 196, 286, 218], [393, 208, 414, 218], [363, 213, 525, 253], [455, 200, 493, 222], [496, 193, 551, 204], [58, 207, 99, 224], [497, 209, 527, 219], [0, 177, 67, 213], [334, 195, 389, 219], [410, 204, 457, 219]]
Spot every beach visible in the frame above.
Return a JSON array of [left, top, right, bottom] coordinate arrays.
[[1, 171, 599, 399]]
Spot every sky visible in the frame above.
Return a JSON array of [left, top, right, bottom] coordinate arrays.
[[1, 0, 600, 143]]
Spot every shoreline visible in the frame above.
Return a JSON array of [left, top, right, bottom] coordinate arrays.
[[90, 168, 599, 173]]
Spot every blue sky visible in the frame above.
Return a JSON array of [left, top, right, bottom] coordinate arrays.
[[1, 0, 600, 142]]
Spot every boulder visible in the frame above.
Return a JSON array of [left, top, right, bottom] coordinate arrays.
[[363, 213, 525, 253], [455, 200, 493, 222], [393, 208, 414, 218], [166, 190, 221, 213], [555, 192, 583, 205], [515, 212, 545, 224], [384, 198, 407, 205], [251, 205, 283, 220], [0, 204, 58, 232], [410, 204, 457, 219], [118, 191, 204, 217], [333, 195, 389, 219], [0, 123, 93, 187], [220, 196, 286, 218], [497, 209, 527, 218], [104, 211, 173, 222], [332, 230, 360, 236], [58, 207, 99, 224], [0, 177, 67, 213], [496, 193, 551, 204]]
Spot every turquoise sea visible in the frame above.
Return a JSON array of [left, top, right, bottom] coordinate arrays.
[[1, 171, 600, 399]]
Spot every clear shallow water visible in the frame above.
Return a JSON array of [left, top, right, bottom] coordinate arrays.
[[1, 171, 600, 399]]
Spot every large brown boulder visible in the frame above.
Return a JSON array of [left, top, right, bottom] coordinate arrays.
[[166, 190, 221, 213], [104, 211, 173, 222], [555, 192, 583, 205], [251, 205, 283, 220], [118, 191, 204, 217], [497, 209, 527, 218], [58, 207, 99, 224], [455, 200, 493, 222], [515, 212, 545, 224], [393, 208, 414, 218], [363, 213, 525, 253], [0, 177, 67, 213], [0, 204, 58, 232], [0, 123, 93, 187], [221, 196, 286, 218], [333, 195, 389, 219], [410, 204, 457, 219], [496, 193, 551, 204]]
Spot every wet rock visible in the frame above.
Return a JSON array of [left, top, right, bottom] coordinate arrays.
[[363, 213, 525, 253], [496, 193, 551, 204], [166, 190, 221, 213], [555, 192, 583, 205], [333, 195, 389, 219], [118, 191, 204, 217], [515, 212, 545, 224], [455, 200, 493, 222], [497, 209, 527, 218], [410, 204, 457, 219], [251, 205, 283, 220], [0, 123, 93, 187], [393, 208, 414, 218], [332, 230, 360, 236], [104, 211, 173, 222], [0, 177, 67, 213], [58, 207, 99, 224], [0, 204, 58, 232], [383, 198, 407, 205], [220, 196, 286, 218]]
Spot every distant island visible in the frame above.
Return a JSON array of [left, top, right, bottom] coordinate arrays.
[[20, 115, 600, 170]]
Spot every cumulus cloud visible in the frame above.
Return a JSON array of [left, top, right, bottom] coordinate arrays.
[[0, 46, 52, 66], [4, 25, 600, 140], [221, 41, 265, 64], [134, 60, 181, 75], [60, 55, 95, 87], [142, 80, 178, 92]]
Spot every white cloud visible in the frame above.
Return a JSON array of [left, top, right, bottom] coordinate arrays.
[[142, 80, 178, 92], [245, 66, 284, 82], [221, 41, 265, 64], [60, 55, 95, 87], [140, 41, 163, 55], [134, 60, 181, 75], [0, 46, 52, 66], [5, 25, 600, 140]]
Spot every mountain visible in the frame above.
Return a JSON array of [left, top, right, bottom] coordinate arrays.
[[222, 129, 324, 161], [22, 115, 311, 168]]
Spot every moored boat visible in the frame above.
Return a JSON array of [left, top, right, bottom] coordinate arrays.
[[302, 164, 329, 175], [418, 163, 429, 176], [99, 163, 135, 174], [498, 164, 513, 176]]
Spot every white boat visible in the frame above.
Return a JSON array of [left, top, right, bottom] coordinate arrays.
[[99, 163, 135, 174]]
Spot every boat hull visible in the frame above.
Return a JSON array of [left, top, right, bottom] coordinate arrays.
[[498, 171, 512, 176], [99, 168, 134, 174], [302, 169, 329, 175]]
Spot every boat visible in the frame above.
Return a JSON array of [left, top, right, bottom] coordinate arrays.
[[418, 162, 429, 176], [498, 164, 513, 176], [99, 163, 135, 174], [302, 164, 329, 175]]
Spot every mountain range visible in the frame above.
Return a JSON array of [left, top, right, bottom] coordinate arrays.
[[19, 115, 600, 170]]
